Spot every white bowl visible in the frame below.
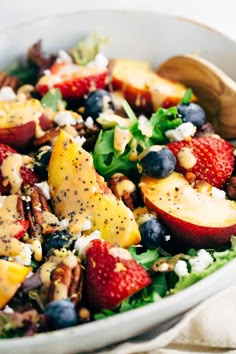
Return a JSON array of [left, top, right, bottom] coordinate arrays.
[[1, 9, 236, 354]]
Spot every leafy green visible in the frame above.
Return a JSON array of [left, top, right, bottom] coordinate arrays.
[[179, 88, 193, 105], [93, 100, 183, 177], [30, 260, 41, 271], [150, 106, 182, 143], [0, 311, 39, 338], [3, 62, 39, 85], [170, 236, 236, 294], [41, 88, 67, 111], [128, 246, 159, 270], [71, 33, 108, 66], [93, 129, 136, 177]]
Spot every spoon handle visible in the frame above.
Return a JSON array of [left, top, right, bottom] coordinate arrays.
[[158, 55, 236, 139]]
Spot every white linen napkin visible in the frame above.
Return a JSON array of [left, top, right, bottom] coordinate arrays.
[[97, 286, 236, 354]]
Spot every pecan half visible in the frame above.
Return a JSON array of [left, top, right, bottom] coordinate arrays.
[[0, 71, 20, 90], [33, 122, 99, 151], [17, 185, 59, 238], [108, 173, 141, 210], [47, 256, 83, 305]]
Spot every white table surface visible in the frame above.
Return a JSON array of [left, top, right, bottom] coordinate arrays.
[[0, 0, 236, 41]]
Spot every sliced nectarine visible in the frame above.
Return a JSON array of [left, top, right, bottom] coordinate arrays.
[[140, 172, 236, 248], [0, 259, 31, 309], [110, 58, 190, 113], [0, 98, 52, 148], [48, 130, 140, 248]]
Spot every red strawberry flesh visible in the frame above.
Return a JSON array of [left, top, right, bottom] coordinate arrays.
[[36, 63, 108, 99], [85, 239, 151, 311], [167, 136, 234, 188], [14, 220, 29, 239], [0, 143, 39, 194]]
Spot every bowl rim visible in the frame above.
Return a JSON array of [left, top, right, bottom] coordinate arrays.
[[0, 7, 235, 45]]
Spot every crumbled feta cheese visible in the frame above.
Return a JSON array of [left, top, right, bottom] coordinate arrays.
[[165, 235, 171, 242], [54, 111, 77, 126], [85, 117, 94, 129], [35, 181, 51, 200], [211, 187, 226, 199], [174, 260, 189, 277], [2, 305, 14, 314], [165, 122, 196, 142], [74, 230, 101, 258], [56, 49, 73, 63], [43, 69, 51, 76], [87, 53, 108, 68], [0, 86, 16, 101], [138, 115, 152, 137], [75, 136, 86, 146], [59, 218, 70, 230], [14, 244, 32, 266], [189, 249, 214, 273]]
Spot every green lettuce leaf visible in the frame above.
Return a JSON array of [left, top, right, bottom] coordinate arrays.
[[170, 236, 236, 294], [41, 88, 67, 111], [93, 100, 183, 178]]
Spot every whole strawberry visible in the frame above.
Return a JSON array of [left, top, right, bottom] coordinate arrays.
[[85, 239, 151, 311], [167, 136, 234, 188], [0, 143, 39, 194]]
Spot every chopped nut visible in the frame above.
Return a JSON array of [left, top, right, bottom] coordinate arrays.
[[108, 173, 140, 210], [17, 84, 35, 98], [47, 257, 83, 305], [0, 72, 20, 90], [78, 307, 90, 323]]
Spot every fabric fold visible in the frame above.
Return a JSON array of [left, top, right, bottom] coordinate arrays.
[[95, 286, 236, 354]]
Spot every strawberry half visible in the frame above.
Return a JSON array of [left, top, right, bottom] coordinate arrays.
[[0, 143, 39, 195], [85, 239, 151, 311], [167, 136, 234, 188], [36, 62, 108, 99]]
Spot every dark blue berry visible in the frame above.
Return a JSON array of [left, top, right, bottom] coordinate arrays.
[[34, 146, 52, 180], [140, 148, 176, 178], [43, 231, 76, 255], [139, 217, 167, 249], [84, 89, 114, 120], [178, 102, 206, 128], [45, 299, 78, 330]]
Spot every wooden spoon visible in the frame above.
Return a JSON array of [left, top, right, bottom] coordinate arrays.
[[157, 54, 236, 139]]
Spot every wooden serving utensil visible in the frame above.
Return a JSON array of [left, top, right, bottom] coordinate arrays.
[[157, 54, 236, 140]]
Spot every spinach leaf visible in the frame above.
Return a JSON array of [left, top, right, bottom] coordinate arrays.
[[41, 88, 67, 111]]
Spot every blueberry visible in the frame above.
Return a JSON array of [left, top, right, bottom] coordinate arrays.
[[34, 146, 52, 180], [43, 231, 76, 255], [45, 299, 78, 330], [140, 148, 176, 178], [84, 89, 114, 120], [139, 217, 167, 249], [177, 102, 206, 128]]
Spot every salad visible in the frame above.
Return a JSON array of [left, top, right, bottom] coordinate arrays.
[[0, 33, 236, 338]]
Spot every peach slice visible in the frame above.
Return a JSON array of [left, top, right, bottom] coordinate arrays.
[[0, 259, 31, 309], [140, 172, 236, 248], [0, 98, 52, 149], [48, 130, 140, 248], [110, 58, 191, 113]]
